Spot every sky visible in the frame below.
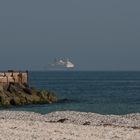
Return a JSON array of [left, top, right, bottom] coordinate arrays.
[[0, 0, 140, 71]]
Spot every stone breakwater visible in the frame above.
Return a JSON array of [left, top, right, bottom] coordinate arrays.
[[0, 111, 140, 140], [0, 83, 57, 106]]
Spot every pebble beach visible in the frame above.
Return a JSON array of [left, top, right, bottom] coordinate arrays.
[[0, 111, 140, 140]]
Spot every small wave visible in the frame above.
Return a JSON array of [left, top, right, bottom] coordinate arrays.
[[58, 98, 80, 104]]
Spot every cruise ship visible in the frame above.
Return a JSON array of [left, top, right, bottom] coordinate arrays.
[[48, 58, 75, 70]]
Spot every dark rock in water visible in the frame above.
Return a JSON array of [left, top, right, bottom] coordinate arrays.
[[0, 83, 58, 106]]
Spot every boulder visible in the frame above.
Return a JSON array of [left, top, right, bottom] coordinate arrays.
[[10, 97, 21, 105], [0, 95, 10, 106], [23, 87, 36, 95], [7, 83, 24, 93], [0, 85, 4, 92]]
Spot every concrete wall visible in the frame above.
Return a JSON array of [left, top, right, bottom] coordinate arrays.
[[0, 71, 28, 85]]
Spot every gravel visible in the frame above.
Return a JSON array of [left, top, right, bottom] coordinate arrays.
[[0, 111, 140, 128], [45, 111, 140, 128], [0, 111, 47, 122]]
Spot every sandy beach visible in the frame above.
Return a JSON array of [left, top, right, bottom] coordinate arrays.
[[0, 111, 139, 140]]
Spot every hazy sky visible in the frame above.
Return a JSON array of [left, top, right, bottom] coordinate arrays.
[[0, 0, 140, 71]]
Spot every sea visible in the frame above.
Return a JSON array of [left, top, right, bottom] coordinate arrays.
[[2, 71, 140, 115]]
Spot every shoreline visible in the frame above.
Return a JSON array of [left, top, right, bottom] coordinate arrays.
[[0, 111, 140, 140]]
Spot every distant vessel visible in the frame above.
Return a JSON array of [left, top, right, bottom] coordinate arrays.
[[48, 58, 75, 70]]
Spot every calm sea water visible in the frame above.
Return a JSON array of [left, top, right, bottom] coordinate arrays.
[[3, 71, 140, 115]]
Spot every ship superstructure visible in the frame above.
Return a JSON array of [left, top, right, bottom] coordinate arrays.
[[49, 58, 75, 70]]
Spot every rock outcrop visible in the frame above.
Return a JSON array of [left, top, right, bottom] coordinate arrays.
[[0, 83, 57, 106]]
